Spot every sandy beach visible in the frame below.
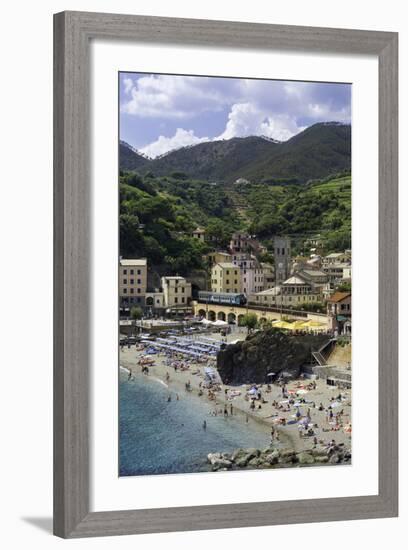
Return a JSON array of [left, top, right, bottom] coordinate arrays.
[[119, 331, 352, 457]]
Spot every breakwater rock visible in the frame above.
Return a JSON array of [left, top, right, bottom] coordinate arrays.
[[207, 444, 351, 471], [217, 329, 329, 384]]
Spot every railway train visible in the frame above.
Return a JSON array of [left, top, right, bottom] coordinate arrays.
[[197, 291, 247, 306]]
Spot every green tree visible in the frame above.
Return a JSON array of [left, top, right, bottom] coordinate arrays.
[[130, 306, 143, 321], [240, 313, 258, 332]]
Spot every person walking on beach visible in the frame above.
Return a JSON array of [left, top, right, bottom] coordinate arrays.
[[203, 420, 207, 430], [167, 395, 172, 402], [230, 403, 233, 416], [224, 406, 228, 417]]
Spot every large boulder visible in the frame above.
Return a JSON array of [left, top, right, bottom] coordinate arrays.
[[217, 329, 330, 384], [297, 452, 315, 465]]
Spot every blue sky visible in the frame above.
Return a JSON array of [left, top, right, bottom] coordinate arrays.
[[120, 72, 351, 158]]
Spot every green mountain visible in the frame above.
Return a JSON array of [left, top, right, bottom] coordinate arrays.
[[120, 122, 351, 184], [119, 141, 150, 171]]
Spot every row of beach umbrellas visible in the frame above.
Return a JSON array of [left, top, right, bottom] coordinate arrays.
[[271, 319, 326, 331]]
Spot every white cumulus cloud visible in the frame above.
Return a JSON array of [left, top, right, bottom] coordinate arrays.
[[216, 103, 305, 142], [121, 74, 234, 119], [139, 128, 209, 158], [123, 77, 133, 95]]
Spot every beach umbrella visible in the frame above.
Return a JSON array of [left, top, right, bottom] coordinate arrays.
[[303, 320, 326, 328], [273, 320, 293, 330], [292, 320, 308, 330], [200, 318, 212, 325]]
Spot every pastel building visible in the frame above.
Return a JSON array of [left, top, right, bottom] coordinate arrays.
[[211, 263, 241, 294], [119, 258, 147, 309], [161, 276, 192, 310]]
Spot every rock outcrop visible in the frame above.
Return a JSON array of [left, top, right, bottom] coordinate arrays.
[[217, 329, 329, 385], [207, 444, 351, 471]]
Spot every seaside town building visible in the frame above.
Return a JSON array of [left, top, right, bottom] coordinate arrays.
[[206, 251, 232, 266], [249, 274, 322, 308], [260, 262, 275, 290], [229, 231, 268, 257], [322, 251, 351, 266], [211, 262, 241, 294], [145, 290, 165, 312], [230, 252, 264, 294], [161, 276, 192, 311], [191, 227, 206, 242], [119, 258, 147, 309], [229, 232, 252, 253], [327, 291, 352, 334], [295, 269, 328, 292], [274, 236, 291, 283], [323, 263, 352, 285]]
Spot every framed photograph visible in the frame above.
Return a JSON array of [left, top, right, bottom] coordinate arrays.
[[54, 11, 398, 538]]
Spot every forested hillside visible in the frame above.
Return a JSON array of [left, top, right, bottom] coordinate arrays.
[[120, 122, 351, 184], [119, 169, 351, 273]]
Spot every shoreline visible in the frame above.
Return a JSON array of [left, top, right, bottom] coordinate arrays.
[[120, 343, 352, 458]]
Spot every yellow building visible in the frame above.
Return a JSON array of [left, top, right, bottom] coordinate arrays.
[[119, 258, 147, 308], [211, 262, 241, 294], [206, 251, 232, 266]]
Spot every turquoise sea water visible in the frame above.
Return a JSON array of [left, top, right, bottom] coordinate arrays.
[[119, 370, 270, 476]]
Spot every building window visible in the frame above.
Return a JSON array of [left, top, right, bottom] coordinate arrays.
[[226, 280, 230, 285], [181, 297, 185, 303], [182, 287, 185, 293], [123, 279, 127, 284], [123, 269, 127, 275], [130, 269, 134, 275], [174, 297, 178, 304], [137, 279, 141, 284], [123, 288, 127, 294], [130, 288, 134, 294], [137, 297, 141, 303], [130, 279, 134, 284], [137, 288, 141, 294], [137, 269, 141, 275]]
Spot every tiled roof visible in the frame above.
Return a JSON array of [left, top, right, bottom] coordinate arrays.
[[216, 262, 239, 269], [327, 291, 351, 303]]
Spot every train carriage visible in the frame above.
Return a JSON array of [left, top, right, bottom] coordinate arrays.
[[197, 291, 247, 306]]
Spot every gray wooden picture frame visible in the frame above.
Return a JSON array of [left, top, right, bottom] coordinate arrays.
[[53, 11, 398, 538]]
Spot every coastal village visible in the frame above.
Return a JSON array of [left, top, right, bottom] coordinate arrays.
[[119, 229, 351, 337], [119, 228, 352, 473]]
